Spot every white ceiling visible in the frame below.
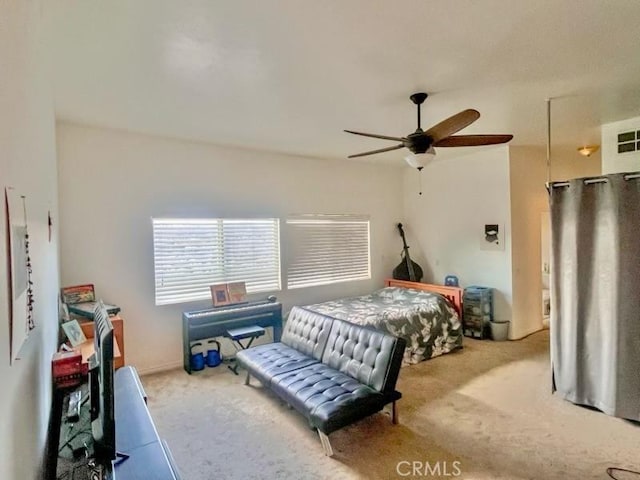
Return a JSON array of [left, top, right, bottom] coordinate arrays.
[[45, 0, 640, 163]]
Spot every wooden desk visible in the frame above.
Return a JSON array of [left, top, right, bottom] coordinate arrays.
[[77, 315, 126, 369]]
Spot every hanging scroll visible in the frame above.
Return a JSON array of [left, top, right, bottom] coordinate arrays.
[[5, 187, 34, 363]]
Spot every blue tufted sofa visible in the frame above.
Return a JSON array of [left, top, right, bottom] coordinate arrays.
[[236, 306, 406, 456]]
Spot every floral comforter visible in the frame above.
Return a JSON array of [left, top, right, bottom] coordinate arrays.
[[305, 287, 462, 365]]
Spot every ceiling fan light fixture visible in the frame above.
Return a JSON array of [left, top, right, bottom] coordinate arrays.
[[577, 145, 600, 157], [404, 151, 435, 169]]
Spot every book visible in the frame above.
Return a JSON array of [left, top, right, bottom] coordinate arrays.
[[227, 281, 247, 304], [61, 284, 95, 304], [61, 284, 120, 319], [67, 301, 121, 319]]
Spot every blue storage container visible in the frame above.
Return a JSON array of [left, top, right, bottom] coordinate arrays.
[[463, 286, 493, 339]]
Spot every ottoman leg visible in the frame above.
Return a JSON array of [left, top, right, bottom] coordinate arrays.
[[392, 400, 399, 425], [244, 371, 251, 385]]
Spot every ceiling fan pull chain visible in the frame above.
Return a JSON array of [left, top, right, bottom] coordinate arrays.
[[418, 166, 423, 196]]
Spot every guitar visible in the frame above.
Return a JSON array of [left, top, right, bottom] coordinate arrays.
[[392, 223, 424, 282]]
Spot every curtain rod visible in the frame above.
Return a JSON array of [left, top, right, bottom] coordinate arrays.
[[547, 172, 640, 190], [546, 98, 551, 184]]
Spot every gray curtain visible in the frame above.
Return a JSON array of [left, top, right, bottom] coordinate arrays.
[[550, 172, 640, 421]]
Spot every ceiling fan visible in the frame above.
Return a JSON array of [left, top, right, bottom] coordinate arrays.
[[345, 92, 513, 167]]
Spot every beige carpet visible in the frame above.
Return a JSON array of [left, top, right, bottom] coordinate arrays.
[[141, 331, 640, 480]]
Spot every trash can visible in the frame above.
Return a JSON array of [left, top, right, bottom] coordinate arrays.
[[489, 320, 510, 341]]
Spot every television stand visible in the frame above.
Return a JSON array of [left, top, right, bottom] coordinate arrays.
[[49, 367, 180, 479], [112, 366, 180, 479], [50, 383, 102, 479], [114, 451, 130, 464]]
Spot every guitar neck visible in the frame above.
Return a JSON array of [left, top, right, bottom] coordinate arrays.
[[405, 248, 416, 281], [401, 237, 416, 281], [398, 223, 416, 282], [400, 231, 408, 249]]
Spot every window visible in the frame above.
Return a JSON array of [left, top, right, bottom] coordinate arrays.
[[617, 130, 640, 154], [152, 218, 281, 305], [286, 215, 371, 289]]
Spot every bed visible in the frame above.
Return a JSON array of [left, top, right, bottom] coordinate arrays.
[[305, 279, 463, 365]]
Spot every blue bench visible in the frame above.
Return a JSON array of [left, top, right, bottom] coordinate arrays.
[[225, 325, 266, 374]]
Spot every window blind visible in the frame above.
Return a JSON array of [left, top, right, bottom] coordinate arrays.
[[286, 215, 371, 289], [152, 218, 281, 305]]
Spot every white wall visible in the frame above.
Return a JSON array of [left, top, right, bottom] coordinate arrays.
[[509, 146, 548, 339], [509, 145, 601, 339], [403, 147, 514, 326], [550, 147, 602, 182], [57, 123, 404, 373], [403, 144, 602, 341], [0, 1, 60, 479], [601, 116, 640, 174]]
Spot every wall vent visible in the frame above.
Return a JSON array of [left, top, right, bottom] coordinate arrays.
[[617, 130, 640, 154]]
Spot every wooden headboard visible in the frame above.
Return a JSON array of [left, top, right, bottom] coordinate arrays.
[[384, 278, 463, 316]]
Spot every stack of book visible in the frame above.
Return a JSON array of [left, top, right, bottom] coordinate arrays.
[[60, 284, 121, 319]]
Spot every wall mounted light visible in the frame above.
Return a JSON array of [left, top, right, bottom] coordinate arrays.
[[577, 145, 600, 157]]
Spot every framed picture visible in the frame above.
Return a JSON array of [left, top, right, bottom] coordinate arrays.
[[5, 187, 35, 362], [227, 281, 247, 304], [62, 319, 87, 347], [480, 223, 505, 251], [210, 284, 230, 307]]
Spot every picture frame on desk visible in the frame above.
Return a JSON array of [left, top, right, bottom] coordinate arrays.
[[210, 284, 230, 307], [61, 319, 87, 347]]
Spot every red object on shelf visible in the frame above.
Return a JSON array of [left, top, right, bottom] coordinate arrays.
[[52, 349, 82, 389]]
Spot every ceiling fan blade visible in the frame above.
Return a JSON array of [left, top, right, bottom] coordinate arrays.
[[344, 130, 405, 142], [424, 109, 480, 142], [348, 144, 405, 158], [434, 134, 514, 147]]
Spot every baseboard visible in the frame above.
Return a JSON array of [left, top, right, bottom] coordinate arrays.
[[136, 360, 183, 376], [510, 325, 545, 341]]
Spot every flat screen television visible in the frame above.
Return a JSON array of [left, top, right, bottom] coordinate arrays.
[[89, 300, 116, 463]]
